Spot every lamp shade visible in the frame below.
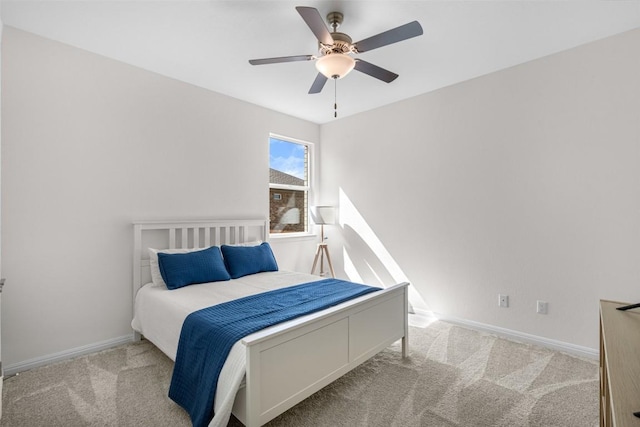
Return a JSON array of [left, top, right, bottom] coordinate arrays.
[[311, 206, 336, 225], [315, 54, 355, 79]]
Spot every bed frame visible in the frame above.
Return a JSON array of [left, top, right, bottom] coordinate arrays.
[[133, 219, 409, 427]]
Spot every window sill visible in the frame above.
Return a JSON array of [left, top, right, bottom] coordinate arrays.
[[269, 233, 318, 242]]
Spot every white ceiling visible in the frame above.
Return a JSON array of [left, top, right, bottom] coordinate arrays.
[[2, 1, 640, 124]]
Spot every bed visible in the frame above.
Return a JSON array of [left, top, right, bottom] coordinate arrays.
[[131, 219, 409, 427]]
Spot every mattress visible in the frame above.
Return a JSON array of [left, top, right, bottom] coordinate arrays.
[[131, 270, 324, 426]]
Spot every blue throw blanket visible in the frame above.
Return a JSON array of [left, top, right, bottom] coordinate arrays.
[[168, 279, 381, 427]]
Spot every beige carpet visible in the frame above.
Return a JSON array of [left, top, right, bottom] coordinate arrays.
[[1, 320, 599, 426]]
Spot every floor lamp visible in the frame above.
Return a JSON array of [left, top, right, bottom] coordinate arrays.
[[311, 206, 336, 278]]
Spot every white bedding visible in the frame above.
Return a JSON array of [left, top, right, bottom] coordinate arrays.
[[131, 270, 324, 426]]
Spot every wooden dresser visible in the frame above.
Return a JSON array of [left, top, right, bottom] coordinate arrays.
[[600, 299, 640, 426]]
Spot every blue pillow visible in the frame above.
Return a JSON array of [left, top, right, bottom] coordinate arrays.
[[221, 242, 278, 279], [158, 246, 230, 290]]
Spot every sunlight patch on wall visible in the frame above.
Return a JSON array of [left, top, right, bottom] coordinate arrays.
[[364, 258, 384, 286], [339, 188, 428, 310], [342, 248, 363, 284]]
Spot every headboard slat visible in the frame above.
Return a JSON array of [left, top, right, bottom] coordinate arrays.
[[169, 228, 176, 248], [194, 228, 200, 248], [181, 228, 188, 248], [204, 228, 210, 247]]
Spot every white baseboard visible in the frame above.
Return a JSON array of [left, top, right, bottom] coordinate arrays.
[[4, 334, 135, 376], [413, 308, 598, 360]]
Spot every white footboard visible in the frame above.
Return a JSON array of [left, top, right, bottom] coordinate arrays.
[[233, 282, 409, 427]]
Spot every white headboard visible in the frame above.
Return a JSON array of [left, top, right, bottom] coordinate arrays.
[[132, 219, 268, 298]]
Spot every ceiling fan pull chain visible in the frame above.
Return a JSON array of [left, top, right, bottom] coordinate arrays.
[[334, 78, 338, 118]]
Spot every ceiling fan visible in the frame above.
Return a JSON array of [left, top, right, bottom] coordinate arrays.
[[249, 6, 423, 94]]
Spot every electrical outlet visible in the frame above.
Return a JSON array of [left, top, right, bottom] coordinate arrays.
[[499, 294, 509, 308], [537, 300, 548, 314]]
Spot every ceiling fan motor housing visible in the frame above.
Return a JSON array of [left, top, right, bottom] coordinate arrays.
[[320, 32, 353, 55]]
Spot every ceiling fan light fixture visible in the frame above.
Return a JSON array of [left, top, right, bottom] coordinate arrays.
[[315, 54, 355, 79]]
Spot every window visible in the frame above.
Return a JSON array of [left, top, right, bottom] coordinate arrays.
[[269, 135, 310, 234]]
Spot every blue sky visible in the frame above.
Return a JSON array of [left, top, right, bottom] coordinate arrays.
[[269, 137, 306, 179]]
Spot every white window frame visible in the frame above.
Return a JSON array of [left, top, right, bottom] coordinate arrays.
[[269, 133, 314, 238]]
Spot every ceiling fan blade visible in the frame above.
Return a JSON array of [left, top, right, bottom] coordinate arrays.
[[296, 6, 334, 46], [249, 55, 313, 65], [354, 60, 398, 83], [354, 21, 423, 53], [308, 73, 328, 94]]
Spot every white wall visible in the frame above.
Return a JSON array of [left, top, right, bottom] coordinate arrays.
[[319, 28, 640, 350], [1, 27, 319, 369]]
